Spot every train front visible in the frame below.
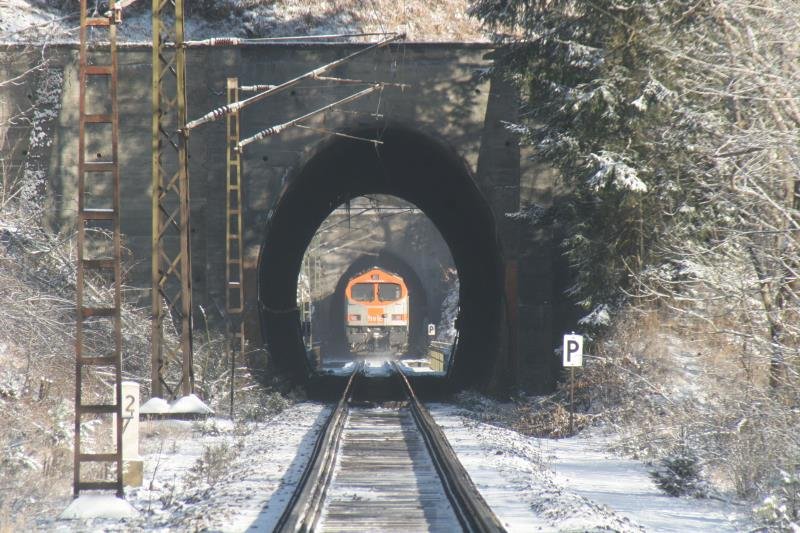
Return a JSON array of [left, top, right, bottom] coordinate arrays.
[[345, 268, 409, 355]]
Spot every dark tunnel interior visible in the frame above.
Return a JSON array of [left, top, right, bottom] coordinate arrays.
[[257, 125, 504, 389]]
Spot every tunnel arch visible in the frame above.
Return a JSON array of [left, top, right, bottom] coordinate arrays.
[[258, 124, 504, 389]]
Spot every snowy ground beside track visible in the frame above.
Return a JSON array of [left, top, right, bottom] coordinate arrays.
[[47, 400, 753, 532], [46, 402, 331, 532], [429, 404, 754, 533]]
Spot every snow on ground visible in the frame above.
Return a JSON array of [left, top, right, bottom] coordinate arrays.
[[429, 404, 754, 532], [542, 435, 748, 532], [397, 358, 444, 375], [60, 495, 138, 520], [45, 402, 330, 532], [361, 359, 393, 377], [40, 398, 754, 532], [0, 0, 488, 44], [0, 1, 358, 44]]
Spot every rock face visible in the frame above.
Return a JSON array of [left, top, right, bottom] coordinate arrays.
[[2, 42, 572, 393]]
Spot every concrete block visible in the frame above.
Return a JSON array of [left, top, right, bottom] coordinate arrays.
[[123, 459, 143, 488]]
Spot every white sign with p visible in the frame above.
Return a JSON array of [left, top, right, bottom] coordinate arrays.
[[563, 334, 583, 367]]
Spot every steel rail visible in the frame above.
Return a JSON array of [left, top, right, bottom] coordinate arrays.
[[274, 363, 362, 533], [393, 362, 507, 533]]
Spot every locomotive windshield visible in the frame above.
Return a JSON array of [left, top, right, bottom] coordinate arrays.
[[351, 283, 374, 302], [378, 283, 402, 301]]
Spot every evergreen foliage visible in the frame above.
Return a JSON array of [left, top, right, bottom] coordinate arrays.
[[471, 1, 800, 385], [470, 0, 677, 311], [650, 446, 707, 497], [471, 0, 800, 520]]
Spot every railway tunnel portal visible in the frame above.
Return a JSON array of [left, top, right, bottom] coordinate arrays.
[[259, 125, 503, 388], [2, 41, 575, 393]]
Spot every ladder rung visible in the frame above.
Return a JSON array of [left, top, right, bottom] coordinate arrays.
[[81, 208, 115, 220], [83, 162, 116, 172], [81, 307, 116, 318], [85, 18, 110, 27], [78, 453, 119, 462], [83, 259, 115, 269], [229, 210, 241, 215], [77, 481, 119, 491], [79, 356, 118, 366], [84, 114, 113, 124], [227, 258, 241, 263], [85, 65, 112, 76], [227, 281, 241, 288], [78, 404, 118, 415]]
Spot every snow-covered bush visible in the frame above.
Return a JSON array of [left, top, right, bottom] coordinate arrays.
[[185, 441, 238, 487], [755, 469, 800, 531], [650, 446, 707, 498]]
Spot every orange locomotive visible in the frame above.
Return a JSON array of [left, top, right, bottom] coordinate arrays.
[[345, 267, 409, 354]]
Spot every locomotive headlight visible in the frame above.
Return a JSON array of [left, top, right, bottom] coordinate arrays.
[[348, 314, 361, 321], [391, 314, 404, 321]]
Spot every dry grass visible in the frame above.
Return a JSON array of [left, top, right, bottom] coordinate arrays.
[[318, 0, 487, 41], [0, 201, 286, 529], [181, 0, 489, 41], [455, 390, 594, 439], [581, 304, 800, 505], [7, 0, 488, 42], [0, 205, 151, 528]]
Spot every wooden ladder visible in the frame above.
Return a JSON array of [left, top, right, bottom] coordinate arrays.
[[74, 0, 123, 497], [226, 78, 245, 416]]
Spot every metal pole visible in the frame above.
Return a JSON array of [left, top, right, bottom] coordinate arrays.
[[569, 367, 575, 435], [152, 0, 193, 399], [229, 338, 235, 420]]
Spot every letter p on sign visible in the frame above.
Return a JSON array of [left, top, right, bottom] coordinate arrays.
[[563, 334, 583, 367]]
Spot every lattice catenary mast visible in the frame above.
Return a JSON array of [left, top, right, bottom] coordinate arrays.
[[151, 0, 193, 400]]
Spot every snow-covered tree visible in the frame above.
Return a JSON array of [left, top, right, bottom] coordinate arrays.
[[471, 0, 800, 514]]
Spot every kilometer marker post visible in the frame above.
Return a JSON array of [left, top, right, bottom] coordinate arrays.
[[562, 333, 583, 435]]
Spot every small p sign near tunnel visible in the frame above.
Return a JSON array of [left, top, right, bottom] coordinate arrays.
[[563, 334, 583, 367]]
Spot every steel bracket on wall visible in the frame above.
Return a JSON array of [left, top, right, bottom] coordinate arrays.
[[151, 0, 193, 400]]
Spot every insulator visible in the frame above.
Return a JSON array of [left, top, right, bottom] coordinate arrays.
[[240, 85, 277, 93], [189, 37, 242, 47]]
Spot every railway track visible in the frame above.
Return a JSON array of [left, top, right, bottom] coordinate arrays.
[[275, 361, 505, 533]]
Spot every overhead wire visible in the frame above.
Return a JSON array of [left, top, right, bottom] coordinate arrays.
[[185, 33, 404, 132], [185, 32, 400, 47]]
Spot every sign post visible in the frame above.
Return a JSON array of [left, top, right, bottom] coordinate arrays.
[[562, 333, 583, 435], [121, 381, 143, 486]]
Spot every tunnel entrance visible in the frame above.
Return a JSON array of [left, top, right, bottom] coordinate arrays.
[[296, 193, 458, 370], [258, 125, 504, 390], [324, 250, 435, 361]]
